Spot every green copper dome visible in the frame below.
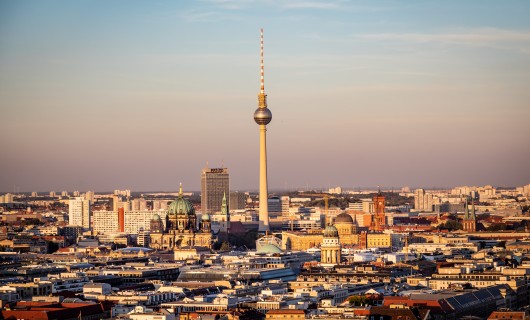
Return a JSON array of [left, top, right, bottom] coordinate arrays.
[[323, 225, 339, 238], [168, 197, 195, 216], [256, 243, 282, 254], [168, 184, 195, 216]]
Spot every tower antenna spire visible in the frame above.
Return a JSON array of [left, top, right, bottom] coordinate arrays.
[[260, 28, 265, 95]]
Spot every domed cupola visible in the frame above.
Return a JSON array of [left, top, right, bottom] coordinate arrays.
[[323, 224, 339, 238], [168, 184, 195, 217], [335, 212, 354, 225], [166, 183, 197, 232], [201, 212, 211, 233]]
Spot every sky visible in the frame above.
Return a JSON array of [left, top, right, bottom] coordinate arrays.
[[1, 0, 530, 193]]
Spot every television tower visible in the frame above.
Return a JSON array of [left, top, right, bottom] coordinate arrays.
[[254, 28, 272, 233]]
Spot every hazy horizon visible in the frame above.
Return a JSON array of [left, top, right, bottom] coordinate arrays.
[[1, 185, 525, 195], [2, 1, 530, 192]]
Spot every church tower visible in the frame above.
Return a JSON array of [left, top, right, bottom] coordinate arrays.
[[201, 213, 211, 233], [462, 197, 477, 232], [219, 192, 230, 233], [371, 189, 385, 231], [321, 225, 341, 266]]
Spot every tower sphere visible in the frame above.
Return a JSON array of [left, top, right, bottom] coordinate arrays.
[[254, 107, 272, 125]]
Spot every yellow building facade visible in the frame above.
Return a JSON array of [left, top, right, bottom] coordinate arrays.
[[366, 233, 392, 248], [282, 212, 361, 251]]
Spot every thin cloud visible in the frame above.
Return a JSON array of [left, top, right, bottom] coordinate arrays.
[[283, 1, 339, 9], [196, 0, 387, 12], [199, 0, 338, 9], [179, 9, 228, 22], [356, 28, 530, 49], [281, 0, 388, 11], [197, 0, 250, 10]]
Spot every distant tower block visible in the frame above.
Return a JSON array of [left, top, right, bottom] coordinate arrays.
[[254, 28, 272, 233]]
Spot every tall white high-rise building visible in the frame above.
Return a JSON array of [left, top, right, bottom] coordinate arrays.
[[69, 197, 91, 229], [124, 210, 167, 234], [112, 195, 130, 212], [130, 198, 148, 211], [523, 184, 530, 197], [114, 189, 131, 197], [0, 193, 14, 203], [84, 191, 95, 202], [348, 202, 363, 211], [92, 210, 168, 235], [328, 186, 342, 194], [414, 189, 433, 212], [92, 210, 119, 234], [152, 200, 169, 211], [362, 199, 374, 213], [281, 196, 290, 217]]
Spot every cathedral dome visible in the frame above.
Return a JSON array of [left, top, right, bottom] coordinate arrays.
[[323, 225, 339, 238], [335, 212, 354, 224], [201, 213, 210, 221], [168, 196, 195, 216]]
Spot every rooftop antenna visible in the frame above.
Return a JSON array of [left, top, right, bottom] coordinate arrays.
[[260, 28, 265, 95]]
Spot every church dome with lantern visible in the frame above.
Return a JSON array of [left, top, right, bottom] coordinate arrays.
[[168, 184, 195, 217], [323, 224, 339, 238], [168, 196, 195, 216]]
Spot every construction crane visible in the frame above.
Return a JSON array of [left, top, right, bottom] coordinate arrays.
[[404, 234, 409, 263], [296, 192, 338, 225]]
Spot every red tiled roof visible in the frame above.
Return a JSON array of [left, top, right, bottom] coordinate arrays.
[[370, 306, 423, 319], [266, 309, 305, 314], [384, 296, 452, 314], [2, 301, 105, 320]]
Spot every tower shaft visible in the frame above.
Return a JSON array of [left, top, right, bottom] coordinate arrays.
[[254, 28, 272, 233], [258, 125, 270, 232]]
